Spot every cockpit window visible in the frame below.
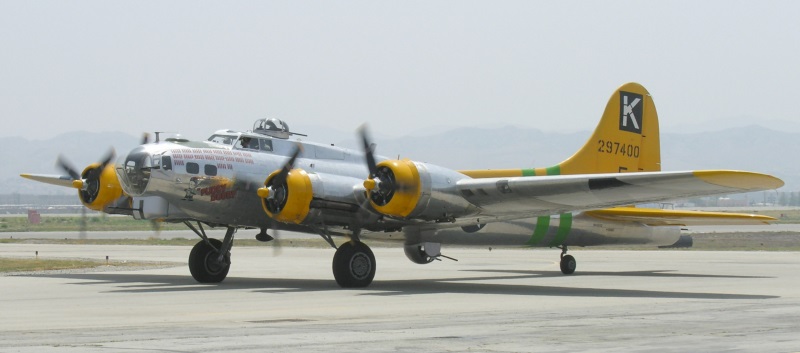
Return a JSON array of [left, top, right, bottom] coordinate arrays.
[[235, 136, 261, 150], [208, 134, 236, 145], [259, 138, 273, 152]]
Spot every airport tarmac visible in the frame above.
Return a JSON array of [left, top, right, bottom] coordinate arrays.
[[1, 243, 799, 352]]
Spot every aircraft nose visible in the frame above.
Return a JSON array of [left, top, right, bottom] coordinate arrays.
[[116, 146, 153, 196]]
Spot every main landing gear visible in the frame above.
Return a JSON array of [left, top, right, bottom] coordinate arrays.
[[332, 241, 376, 288], [186, 222, 235, 283], [559, 245, 576, 275], [317, 224, 376, 288]]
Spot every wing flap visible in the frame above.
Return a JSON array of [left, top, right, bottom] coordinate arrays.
[[584, 207, 777, 226], [456, 170, 783, 218]]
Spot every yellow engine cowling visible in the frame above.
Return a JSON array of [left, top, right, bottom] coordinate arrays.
[[78, 163, 125, 212], [260, 169, 313, 224], [367, 159, 422, 218]]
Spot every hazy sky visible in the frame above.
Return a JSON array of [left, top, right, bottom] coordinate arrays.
[[2, 1, 798, 141]]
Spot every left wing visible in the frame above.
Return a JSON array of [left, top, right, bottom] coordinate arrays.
[[456, 170, 783, 219], [20, 173, 75, 188]]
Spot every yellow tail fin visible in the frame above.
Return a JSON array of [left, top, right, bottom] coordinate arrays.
[[558, 82, 660, 175], [460, 82, 661, 178]]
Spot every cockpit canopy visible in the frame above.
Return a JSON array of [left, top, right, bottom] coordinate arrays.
[[253, 118, 291, 139]]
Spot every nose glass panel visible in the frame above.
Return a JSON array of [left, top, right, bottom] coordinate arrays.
[[117, 147, 152, 196]]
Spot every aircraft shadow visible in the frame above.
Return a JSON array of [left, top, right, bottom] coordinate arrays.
[[17, 270, 778, 300], [461, 269, 771, 279]]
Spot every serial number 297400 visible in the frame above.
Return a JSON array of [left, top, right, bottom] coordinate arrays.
[[597, 140, 640, 158]]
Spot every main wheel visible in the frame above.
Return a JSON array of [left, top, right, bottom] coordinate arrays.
[[332, 241, 376, 288], [560, 254, 576, 275], [189, 239, 230, 283]]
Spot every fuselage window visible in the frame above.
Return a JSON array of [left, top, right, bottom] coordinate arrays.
[[204, 164, 218, 176], [162, 156, 173, 171], [186, 162, 200, 174]]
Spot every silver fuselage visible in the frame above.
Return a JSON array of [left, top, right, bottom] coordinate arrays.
[[115, 133, 681, 248]]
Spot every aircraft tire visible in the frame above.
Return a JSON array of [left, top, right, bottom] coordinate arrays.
[[189, 239, 230, 283], [560, 254, 576, 275], [332, 241, 376, 288]]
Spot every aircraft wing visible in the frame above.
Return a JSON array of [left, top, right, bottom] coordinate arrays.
[[583, 207, 776, 226], [456, 170, 783, 219], [19, 173, 75, 188]]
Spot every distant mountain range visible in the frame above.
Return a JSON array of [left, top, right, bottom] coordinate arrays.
[[3, 125, 798, 196]]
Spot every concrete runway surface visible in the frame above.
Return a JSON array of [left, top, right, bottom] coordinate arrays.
[[1, 243, 799, 352]]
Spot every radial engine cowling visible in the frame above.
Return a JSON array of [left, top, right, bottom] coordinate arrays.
[[364, 159, 476, 220], [77, 163, 125, 212], [260, 169, 314, 224]]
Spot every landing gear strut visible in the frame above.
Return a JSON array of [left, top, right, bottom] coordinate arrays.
[[559, 245, 576, 275], [186, 223, 235, 283], [332, 241, 376, 288]]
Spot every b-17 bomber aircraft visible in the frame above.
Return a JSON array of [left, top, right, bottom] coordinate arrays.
[[21, 83, 783, 288]]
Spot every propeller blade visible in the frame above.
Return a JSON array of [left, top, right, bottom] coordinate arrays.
[[271, 144, 303, 187], [358, 125, 378, 178], [141, 133, 151, 145], [56, 155, 81, 181], [98, 148, 116, 169], [79, 205, 87, 240], [150, 219, 162, 237], [271, 221, 282, 256]]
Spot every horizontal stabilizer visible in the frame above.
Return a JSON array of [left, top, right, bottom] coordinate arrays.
[[584, 207, 777, 226]]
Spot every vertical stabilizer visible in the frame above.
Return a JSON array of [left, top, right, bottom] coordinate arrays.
[[557, 82, 660, 175], [459, 82, 661, 178]]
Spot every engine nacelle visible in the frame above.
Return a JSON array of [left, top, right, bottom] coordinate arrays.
[[365, 160, 477, 221], [78, 163, 125, 212], [260, 170, 366, 224]]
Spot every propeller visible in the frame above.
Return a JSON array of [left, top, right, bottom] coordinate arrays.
[[358, 126, 397, 207], [141, 132, 151, 145], [256, 144, 304, 255], [259, 144, 303, 214], [56, 148, 116, 237]]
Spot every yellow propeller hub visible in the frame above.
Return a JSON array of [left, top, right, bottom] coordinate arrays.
[[363, 179, 376, 191], [72, 180, 84, 189], [257, 187, 270, 199]]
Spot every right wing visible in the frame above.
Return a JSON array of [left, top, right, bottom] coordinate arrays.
[[456, 170, 784, 220]]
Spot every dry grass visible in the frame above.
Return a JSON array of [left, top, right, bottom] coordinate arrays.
[[0, 257, 159, 273]]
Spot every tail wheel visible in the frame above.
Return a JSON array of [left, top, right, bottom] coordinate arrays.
[[189, 239, 230, 283], [332, 242, 376, 288]]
